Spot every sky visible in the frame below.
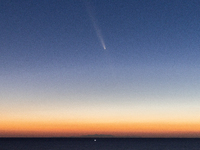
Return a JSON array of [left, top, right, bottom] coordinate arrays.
[[1, 0, 200, 137]]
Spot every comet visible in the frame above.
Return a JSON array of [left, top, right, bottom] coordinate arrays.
[[85, 1, 106, 50]]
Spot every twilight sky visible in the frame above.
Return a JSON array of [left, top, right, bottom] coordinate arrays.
[[1, 0, 200, 137]]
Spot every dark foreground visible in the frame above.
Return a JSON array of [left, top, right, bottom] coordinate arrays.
[[0, 138, 200, 150]]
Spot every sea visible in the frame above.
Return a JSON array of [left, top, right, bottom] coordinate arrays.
[[0, 138, 200, 150]]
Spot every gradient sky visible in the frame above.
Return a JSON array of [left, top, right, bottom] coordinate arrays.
[[1, 0, 200, 137]]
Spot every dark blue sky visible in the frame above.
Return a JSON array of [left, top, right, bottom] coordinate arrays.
[[1, 0, 200, 137], [1, 0, 200, 71]]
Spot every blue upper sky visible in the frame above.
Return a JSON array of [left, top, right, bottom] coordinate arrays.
[[1, 0, 200, 71]]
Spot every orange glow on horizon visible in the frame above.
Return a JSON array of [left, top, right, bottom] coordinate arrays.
[[1, 120, 200, 137]]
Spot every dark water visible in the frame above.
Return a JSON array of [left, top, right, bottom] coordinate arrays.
[[0, 138, 200, 150]]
